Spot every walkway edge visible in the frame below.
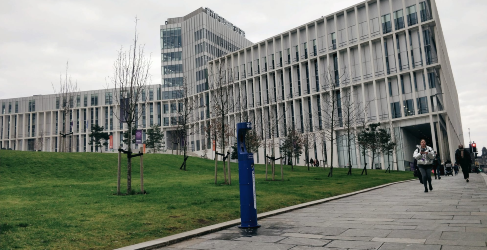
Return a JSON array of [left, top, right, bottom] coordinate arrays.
[[115, 178, 415, 250]]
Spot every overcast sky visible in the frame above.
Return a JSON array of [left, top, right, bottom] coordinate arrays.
[[0, 0, 486, 150]]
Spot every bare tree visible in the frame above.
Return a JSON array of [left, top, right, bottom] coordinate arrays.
[[280, 127, 303, 171], [302, 119, 315, 171], [317, 67, 348, 177], [52, 62, 78, 153], [35, 130, 44, 152], [174, 79, 198, 170], [208, 60, 236, 185], [107, 17, 151, 194], [261, 96, 286, 180]]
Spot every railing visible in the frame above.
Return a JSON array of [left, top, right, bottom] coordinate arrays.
[[329, 42, 336, 51], [426, 55, 438, 65], [379, 114, 389, 121]]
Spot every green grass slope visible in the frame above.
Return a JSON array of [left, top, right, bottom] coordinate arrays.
[[0, 151, 413, 249]]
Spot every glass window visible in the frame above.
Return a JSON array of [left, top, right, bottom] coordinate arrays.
[[403, 99, 415, 116], [149, 89, 154, 101], [419, 1, 431, 22], [84, 95, 88, 107], [391, 102, 402, 118], [162, 64, 183, 75], [417, 97, 429, 114], [330, 32, 336, 50], [406, 5, 417, 26], [15, 101, 18, 113], [394, 10, 404, 30], [163, 104, 169, 114], [56, 97, 60, 109], [105, 92, 112, 105], [162, 51, 182, 62], [428, 72, 436, 89], [381, 14, 392, 34], [91, 94, 98, 106], [160, 27, 182, 49]]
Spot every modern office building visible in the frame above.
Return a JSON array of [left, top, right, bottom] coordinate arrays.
[[0, 7, 252, 153], [160, 7, 252, 150], [197, 0, 463, 170]]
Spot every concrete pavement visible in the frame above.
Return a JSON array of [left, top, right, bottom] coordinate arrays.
[[157, 172, 487, 250]]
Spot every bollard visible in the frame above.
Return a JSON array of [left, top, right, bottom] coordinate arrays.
[[237, 122, 260, 228]]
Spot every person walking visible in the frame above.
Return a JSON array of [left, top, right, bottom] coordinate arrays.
[[455, 144, 472, 182], [433, 152, 441, 180], [413, 139, 435, 192]]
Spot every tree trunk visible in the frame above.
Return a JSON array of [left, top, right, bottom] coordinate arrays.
[[127, 157, 132, 193], [328, 101, 335, 178], [361, 148, 368, 175], [127, 124, 132, 194], [117, 147, 121, 195], [371, 152, 375, 170], [214, 152, 218, 185], [227, 156, 231, 185], [140, 151, 144, 193], [265, 155, 268, 180]]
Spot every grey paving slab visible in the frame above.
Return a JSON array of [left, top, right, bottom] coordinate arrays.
[[377, 242, 441, 250], [147, 173, 487, 250]]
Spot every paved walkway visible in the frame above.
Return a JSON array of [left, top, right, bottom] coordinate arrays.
[[158, 173, 487, 250]]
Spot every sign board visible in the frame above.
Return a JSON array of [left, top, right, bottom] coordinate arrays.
[[135, 130, 142, 144]]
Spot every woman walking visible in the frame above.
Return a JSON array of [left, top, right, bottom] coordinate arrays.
[[455, 144, 472, 182], [413, 139, 436, 192]]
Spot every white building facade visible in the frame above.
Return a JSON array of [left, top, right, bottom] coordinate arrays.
[[197, 0, 462, 170]]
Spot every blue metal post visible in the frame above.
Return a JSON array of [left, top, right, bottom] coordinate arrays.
[[237, 122, 260, 228]]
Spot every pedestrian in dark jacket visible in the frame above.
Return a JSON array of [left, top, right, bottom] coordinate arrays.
[[455, 144, 472, 182], [433, 152, 441, 180]]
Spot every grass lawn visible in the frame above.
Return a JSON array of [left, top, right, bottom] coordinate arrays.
[[0, 151, 413, 249]]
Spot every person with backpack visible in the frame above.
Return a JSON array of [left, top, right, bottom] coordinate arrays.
[[455, 144, 472, 182], [413, 139, 435, 192]]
